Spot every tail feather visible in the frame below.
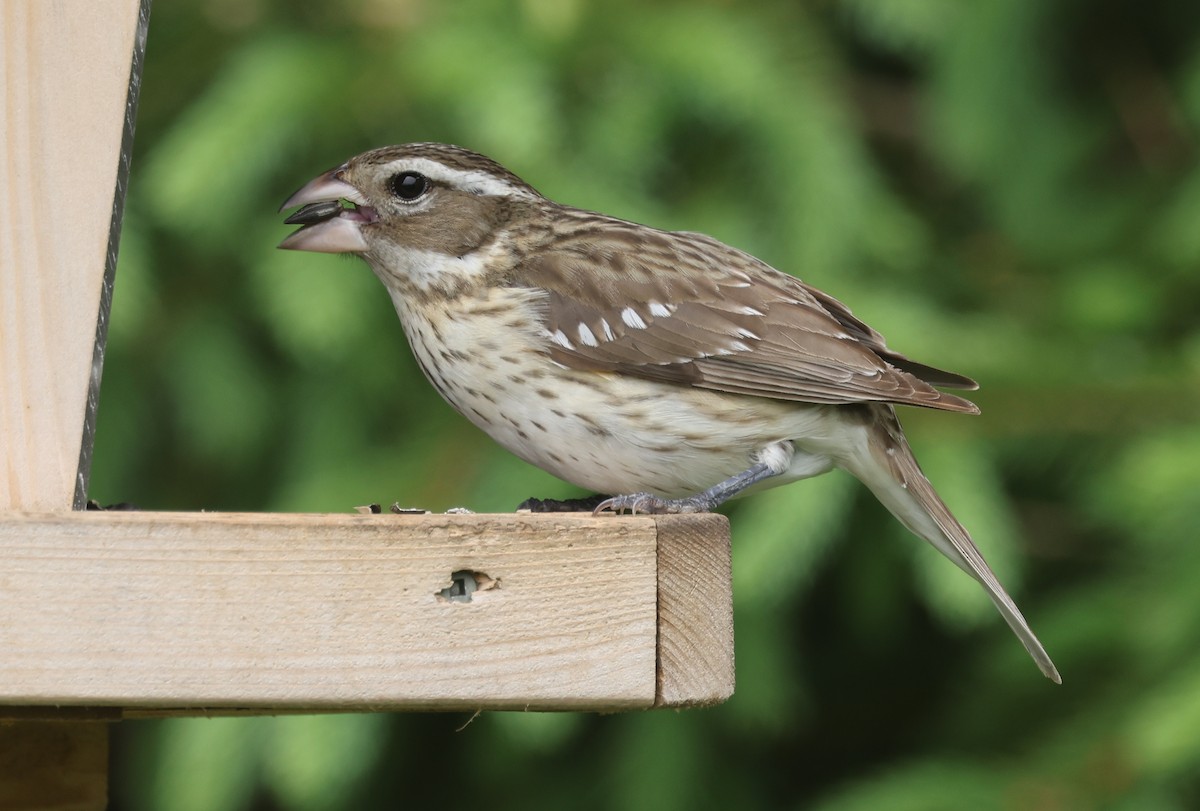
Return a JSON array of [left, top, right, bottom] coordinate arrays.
[[844, 406, 1061, 684]]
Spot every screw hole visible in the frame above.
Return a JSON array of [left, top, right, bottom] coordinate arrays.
[[435, 570, 497, 602]]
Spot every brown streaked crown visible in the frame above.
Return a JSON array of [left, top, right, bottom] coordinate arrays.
[[352, 142, 544, 198]]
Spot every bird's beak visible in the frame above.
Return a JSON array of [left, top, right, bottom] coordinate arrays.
[[278, 167, 376, 253]]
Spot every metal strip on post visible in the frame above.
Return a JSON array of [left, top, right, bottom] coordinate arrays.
[[75, 0, 152, 509]]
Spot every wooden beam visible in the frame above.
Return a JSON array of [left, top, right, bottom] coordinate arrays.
[[0, 722, 108, 811], [0, 0, 147, 512], [655, 515, 734, 707], [0, 512, 733, 715], [2, 1, 149, 807]]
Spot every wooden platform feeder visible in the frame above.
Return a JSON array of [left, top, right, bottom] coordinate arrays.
[[0, 3, 735, 808]]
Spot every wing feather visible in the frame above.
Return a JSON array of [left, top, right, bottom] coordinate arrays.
[[518, 212, 978, 414]]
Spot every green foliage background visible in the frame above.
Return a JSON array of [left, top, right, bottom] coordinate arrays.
[[91, 0, 1200, 808]]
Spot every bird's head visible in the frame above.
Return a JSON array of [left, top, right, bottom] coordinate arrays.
[[279, 143, 542, 292]]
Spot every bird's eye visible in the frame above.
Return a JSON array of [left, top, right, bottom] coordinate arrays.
[[389, 171, 429, 202]]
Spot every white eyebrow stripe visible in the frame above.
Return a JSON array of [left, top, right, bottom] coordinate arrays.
[[379, 157, 537, 199], [577, 323, 598, 347], [621, 308, 647, 329]]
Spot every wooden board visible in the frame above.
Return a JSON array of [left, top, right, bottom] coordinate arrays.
[[0, 512, 733, 714], [656, 516, 734, 706], [0, 722, 108, 811], [0, 0, 147, 512]]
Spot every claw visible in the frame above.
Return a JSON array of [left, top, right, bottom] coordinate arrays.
[[593, 493, 710, 515]]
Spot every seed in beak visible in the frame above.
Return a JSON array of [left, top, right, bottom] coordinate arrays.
[[283, 200, 346, 226]]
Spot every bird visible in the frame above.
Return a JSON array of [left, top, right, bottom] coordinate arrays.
[[279, 142, 1060, 683]]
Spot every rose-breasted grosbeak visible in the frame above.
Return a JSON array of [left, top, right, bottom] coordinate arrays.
[[280, 143, 1059, 683]]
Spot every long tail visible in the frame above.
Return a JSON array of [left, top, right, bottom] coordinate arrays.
[[842, 405, 1061, 683]]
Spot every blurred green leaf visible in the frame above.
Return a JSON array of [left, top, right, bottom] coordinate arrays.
[[809, 761, 1003, 811], [262, 715, 389, 811], [732, 473, 853, 609], [145, 719, 261, 811], [488, 711, 584, 753], [162, 310, 273, 465]]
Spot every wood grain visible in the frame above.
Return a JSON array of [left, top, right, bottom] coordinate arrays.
[[654, 514, 735, 706], [0, 512, 699, 712], [0, 721, 108, 811], [0, 0, 145, 512]]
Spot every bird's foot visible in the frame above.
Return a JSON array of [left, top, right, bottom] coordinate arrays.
[[595, 459, 784, 515], [517, 494, 611, 513], [593, 492, 715, 515]]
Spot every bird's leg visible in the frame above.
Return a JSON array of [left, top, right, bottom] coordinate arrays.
[[594, 461, 782, 515], [597, 440, 794, 515], [517, 494, 612, 513]]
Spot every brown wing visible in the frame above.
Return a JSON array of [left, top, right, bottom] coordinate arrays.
[[518, 214, 979, 414]]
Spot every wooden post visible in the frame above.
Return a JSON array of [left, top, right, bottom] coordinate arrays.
[[0, 0, 149, 512], [1, 1, 150, 808]]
